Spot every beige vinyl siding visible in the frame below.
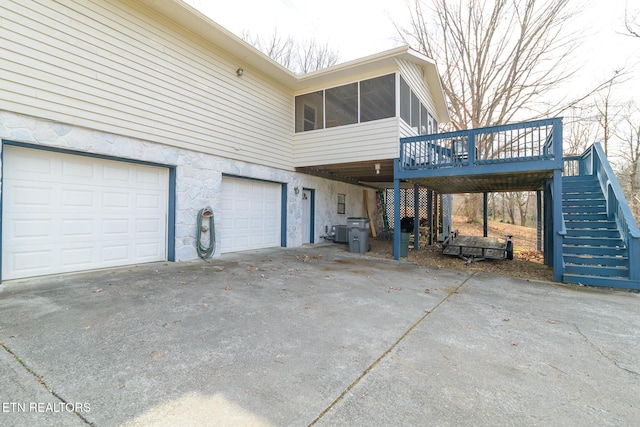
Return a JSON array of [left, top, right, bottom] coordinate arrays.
[[293, 118, 400, 166], [396, 58, 438, 123], [399, 119, 418, 138], [0, 0, 293, 170]]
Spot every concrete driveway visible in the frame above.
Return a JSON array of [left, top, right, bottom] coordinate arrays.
[[0, 244, 638, 426]]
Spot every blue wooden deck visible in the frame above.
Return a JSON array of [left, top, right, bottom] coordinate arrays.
[[392, 117, 639, 290], [395, 118, 564, 193]]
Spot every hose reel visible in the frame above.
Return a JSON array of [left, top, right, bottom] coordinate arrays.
[[196, 207, 215, 259]]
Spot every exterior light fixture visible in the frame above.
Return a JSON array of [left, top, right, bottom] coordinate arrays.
[[236, 68, 244, 77], [375, 163, 381, 175], [294, 186, 300, 195]]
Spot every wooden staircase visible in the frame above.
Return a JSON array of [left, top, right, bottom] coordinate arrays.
[[562, 175, 629, 286]]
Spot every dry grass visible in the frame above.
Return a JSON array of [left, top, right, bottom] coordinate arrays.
[[367, 216, 553, 282]]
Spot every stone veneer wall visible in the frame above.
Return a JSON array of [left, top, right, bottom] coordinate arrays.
[[0, 112, 373, 262]]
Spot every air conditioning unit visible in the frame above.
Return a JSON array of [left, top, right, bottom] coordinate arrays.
[[331, 225, 348, 244]]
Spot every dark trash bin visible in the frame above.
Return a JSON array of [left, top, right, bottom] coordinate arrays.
[[347, 217, 370, 253]]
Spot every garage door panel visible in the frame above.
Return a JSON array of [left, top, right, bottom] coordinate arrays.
[[220, 177, 281, 253], [62, 158, 95, 179], [9, 185, 53, 207], [103, 192, 130, 208], [62, 189, 94, 207], [103, 245, 129, 262], [136, 242, 164, 258], [60, 247, 94, 266], [103, 164, 131, 182], [12, 219, 52, 239], [5, 151, 52, 177], [9, 250, 52, 272], [62, 219, 93, 237], [137, 169, 165, 186], [136, 193, 162, 209], [2, 146, 169, 280]]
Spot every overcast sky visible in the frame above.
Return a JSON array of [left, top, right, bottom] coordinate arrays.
[[186, 0, 639, 102]]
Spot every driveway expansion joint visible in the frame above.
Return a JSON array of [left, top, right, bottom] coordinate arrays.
[[307, 272, 476, 426], [1, 342, 95, 426]]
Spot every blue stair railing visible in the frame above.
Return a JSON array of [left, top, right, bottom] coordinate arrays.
[[563, 143, 640, 288]]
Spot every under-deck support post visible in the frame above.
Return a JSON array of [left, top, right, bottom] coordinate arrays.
[[537, 190, 542, 251], [393, 161, 401, 260], [552, 169, 564, 282], [427, 189, 433, 245], [543, 180, 553, 266], [483, 192, 488, 237], [413, 183, 420, 250]]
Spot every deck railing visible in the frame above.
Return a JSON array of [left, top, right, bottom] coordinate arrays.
[[564, 143, 640, 282], [400, 118, 563, 171]]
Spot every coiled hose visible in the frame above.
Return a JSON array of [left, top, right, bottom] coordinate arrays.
[[196, 207, 215, 259]]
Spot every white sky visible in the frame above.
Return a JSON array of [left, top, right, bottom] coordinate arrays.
[[186, 0, 639, 104], [187, 0, 409, 60]]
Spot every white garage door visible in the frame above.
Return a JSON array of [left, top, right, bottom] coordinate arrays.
[[2, 146, 169, 280], [220, 177, 281, 253]]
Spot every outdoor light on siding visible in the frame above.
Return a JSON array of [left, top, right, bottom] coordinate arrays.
[[294, 186, 300, 195], [375, 163, 381, 175], [236, 68, 244, 77]]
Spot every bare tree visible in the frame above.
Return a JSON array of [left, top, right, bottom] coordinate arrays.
[[241, 29, 340, 74], [625, 6, 640, 38], [397, 0, 579, 131], [563, 106, 598, 156], [593, 78, 626, 157], [616, 103, 640, 219], [241, 28, 296, 71], [396, 0, 580, 223]]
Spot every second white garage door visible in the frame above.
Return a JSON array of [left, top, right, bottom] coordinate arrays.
[[2, 145, 169, 280], [219, 177, 282, 253]]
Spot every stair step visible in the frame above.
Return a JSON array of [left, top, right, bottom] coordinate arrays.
[[565, 229, 621, 238], [563, 180, 599, 185], [563, 184, 599, 190], [563, 236, 624, 247], [563, 175, 598, 181], [563, 274, 639, 289], [563, 206, 606, 214], [562, 245, 627, 256], [564, 255, 628, 267], [564, 264, 629, 278], [563, 212, 608, 219], [562, 193, 604, 200], [564, 220, 617, 229], [562, 194, 604, 201], [563, 198, 605, 205]]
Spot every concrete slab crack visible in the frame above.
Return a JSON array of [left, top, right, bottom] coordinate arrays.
[[308, 273, 475, 426], [1, 342, 95, 426], [574, 325, 639, 377]]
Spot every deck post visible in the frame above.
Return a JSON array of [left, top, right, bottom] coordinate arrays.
[[483, 192, 488, 237], [536, 190, 542, 251], [427, 189, 433, 245], [413, 183, 420, 250], [393, 160, 401, 260], [468, 132, 476, 165], [543, 180, 553, 266], [552, 169, 564, 282]]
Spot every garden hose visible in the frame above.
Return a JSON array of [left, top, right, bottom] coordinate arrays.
[[196, 207, 215, 259]]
